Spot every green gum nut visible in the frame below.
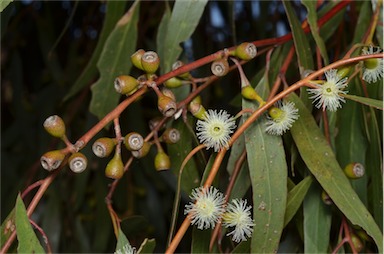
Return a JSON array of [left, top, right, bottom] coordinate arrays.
[[268, 107, 283, 120], [114, 75, 139, 95], [188, 97, 207, 120], [68, 152, 87, 173], [105, 152, 124, 179], [40, 149, 66, 171], [172, 61, 190, 79], [92, 137, 116, 158], [241, 85, 258, 100], [364, 58, 379, 70], [132, 142, 151, 158], [131, 49, 145, 70], [158, 95, 177, 117], [164, 77, 183, 88], [124, 132, 144, 151], [161, 128, 180, 144], [141, 51, 160, 74], [43, 115, 66, 139], [235, 42, 257, 61], [211, 58, 229, 76], [337, 66, 352, 78], [154, 151, 171, 171], [344, 162, 365, 179]]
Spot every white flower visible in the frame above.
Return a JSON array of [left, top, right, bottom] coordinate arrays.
[[196, 109, 236, 152], [308, 69, 348, 111], [184, 186, 226, 230], [362, 46, 383, 83], [265, 101, 299, 135], [222, 199, 254, 242], [114, 243, 136, 254]]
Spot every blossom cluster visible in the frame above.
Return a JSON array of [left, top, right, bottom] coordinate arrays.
[[184, 186, 254, 243]]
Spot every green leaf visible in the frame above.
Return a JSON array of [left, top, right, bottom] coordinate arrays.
[[191, 227, 211, 253], [284, 175, 313, 227], [283, 1, 314, 108], [168, 117, 200, 194], [1, 208, 15, 249], [0, 0, 12, 12], [301, 0, 329, 65], [342, 94, 383, 110], [243, 76, 287, 253], [303, 183, 332, 253], [15, 194, 45, 253], [352, 1, 372, 44], [64, 1, 127, 101], [90, 1, 140, 120], [137, 238, 156, 254], [289, 93, 383, 252], [158, 0, 208, 73], [115, 228, 134, 254]]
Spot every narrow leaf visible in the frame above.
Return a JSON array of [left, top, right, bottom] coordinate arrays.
[[15, 194, 45, 253], [0, 0, 12, 12], [303, 183, 332, 253], [342, 94, 383, 110], [243, 76, 287, 253], [289, 93, 383, 252], [301, 0, 329, 65], [90, 1, 140, 120], [159, 0, 208, 73], [115, 228, 135, 254], [284, 175, 313, 227], [64, 1, 127, 101], [137, 238, 156, 254]]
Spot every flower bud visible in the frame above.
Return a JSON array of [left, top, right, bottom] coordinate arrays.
[[114, 75, 139, 95], [141, 51, 160, 74], [344, 162, 365, 179], [68, 152, 87, 173], [154, 151, 171, 171], [164, 77, 183, 88], [350, 233, 364, 252], [321, 190, 333, 205], [211, 58, 229, 77], [235, 42, 257, 61], [92, 137, 116, 158], [158, 95, 177, 117], [172, 60, 190, 79], [41, 150, 66, 171], [131, 142, 151, 158], [337, 66, 352, 79], [131, 49, 145, 70], [161, 88, 176, 101], [241, 85, 259, 100], [124, 132, 144, 151], [43, 115, 66, 138], [161, 128, 180, 144], [105, 152, 124, 179]]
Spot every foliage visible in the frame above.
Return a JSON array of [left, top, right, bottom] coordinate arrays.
[[1, 1, 383, 253]]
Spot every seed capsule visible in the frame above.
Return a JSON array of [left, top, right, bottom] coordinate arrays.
[[350, 233, 364, 252], [211, 58, 229, 77], [235, 42, 257, 61], [105, 152, 124, 179], [158, 95, 177, 117], [141, 51, 160, 74], [68, 152, 87, 173], [161, 128, 180, 144], [114, 75, 139, 95], [131, 142, 151, 158], [154, 151, 171, 171], [43, 115, 66, 138], [172, 60, 190, 79], [92, 138, 116, 158], [40, 150, 66, 171], [124, 132, 144, 151], [188, 96, 206, 120], [131, 49, 145, 70], [344, 162, 365, 179]]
